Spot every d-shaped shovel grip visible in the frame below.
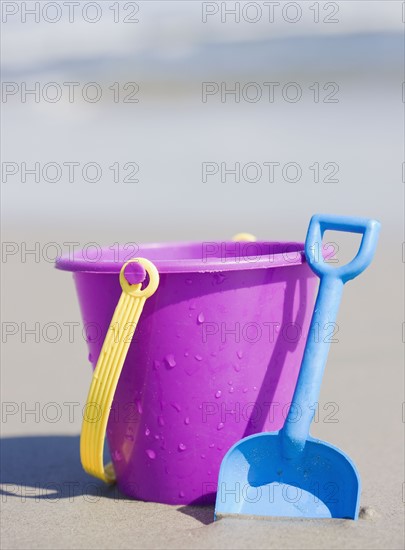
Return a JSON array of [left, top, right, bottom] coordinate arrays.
[[305, 214, 381, 283]]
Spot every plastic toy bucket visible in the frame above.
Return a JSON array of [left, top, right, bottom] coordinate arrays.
[[56, 241, 317, 505]]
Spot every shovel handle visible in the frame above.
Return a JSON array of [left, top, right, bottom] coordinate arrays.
[[305, 214, 380, 283], [282, 214, 380, 456]]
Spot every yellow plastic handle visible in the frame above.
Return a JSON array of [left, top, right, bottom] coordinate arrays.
[[80, 258, 159, 483], [232, 232, 257, 242]]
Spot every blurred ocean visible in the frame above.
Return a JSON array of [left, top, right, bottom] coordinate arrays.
[[2, 1, 403, 242]]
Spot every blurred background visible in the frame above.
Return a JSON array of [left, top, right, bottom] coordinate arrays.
[[2, 1, 403, 238], [1, 0, 403, 450]]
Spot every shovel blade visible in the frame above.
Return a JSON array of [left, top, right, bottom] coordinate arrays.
[[215, 433, 360, 520]]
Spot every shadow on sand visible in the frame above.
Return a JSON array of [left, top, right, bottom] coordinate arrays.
[[0, 435, 214, 523]]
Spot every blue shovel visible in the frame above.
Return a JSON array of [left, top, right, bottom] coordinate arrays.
[[215, 214, 380, 520]]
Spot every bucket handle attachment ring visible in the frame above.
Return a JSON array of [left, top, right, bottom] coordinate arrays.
[[80, 258, 159, 484], [119, 260, 159, 298]]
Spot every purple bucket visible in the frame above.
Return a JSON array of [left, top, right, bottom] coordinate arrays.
[[56, 241, 317, 505]]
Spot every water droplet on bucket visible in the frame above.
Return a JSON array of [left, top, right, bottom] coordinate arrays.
[[253, 386, 257, 391], [171, 402, 181, 412], [215, 390, 222, 398], [229, 387, 234, 394], [217, 422, 224, 430], [145, 427, 150, 436], [158, 415, 165, 427], [194, 354, 203, 362], [185, 278, 192, 285], [189, 301, 197, 310], [209, 443, 215, 448], [197, 312, 205, 324], [201, 454, 206, 459], [237, 350, 244, 360], [214, 273, 226, 285], [211, 351, 217, 357], [146, 449, 156, 459], [228, 380, 233, 386], [233, 364, 241, 372], [243, 387, 248, 393], [179, 491, 185, 498], [184, 417, 190, 425], [178, 443, 186, 452], [184, 351, 189, 357], [165, 354, 176, 368], [153, 360, 160, 370], [154, 435, 160, 440], [136, 400, 143, 414], [113, 450, 122, 461]]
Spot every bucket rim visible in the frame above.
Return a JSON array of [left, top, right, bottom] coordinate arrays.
[[55, 240, 308, 274]]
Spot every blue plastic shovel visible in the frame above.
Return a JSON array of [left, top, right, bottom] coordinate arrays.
[[215, 214, 380, 520]]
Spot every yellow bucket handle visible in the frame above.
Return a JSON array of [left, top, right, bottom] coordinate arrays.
[[232, 233, 256, 242], [80, 258, 159, 483]]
